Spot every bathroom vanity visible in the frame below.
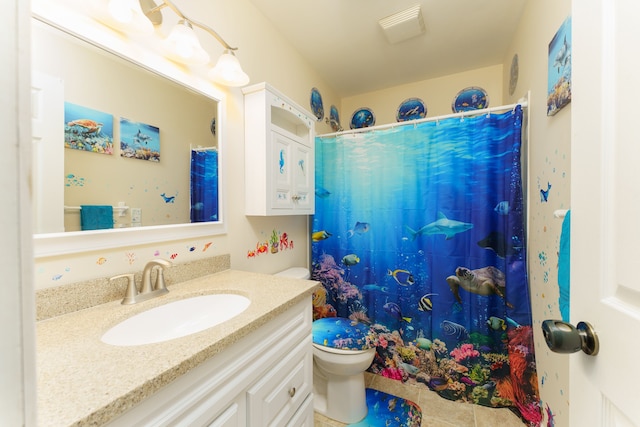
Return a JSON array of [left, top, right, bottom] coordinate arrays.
[[36, 270, 319, 426]]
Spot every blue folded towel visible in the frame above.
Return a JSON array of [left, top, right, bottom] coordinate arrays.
[[557, 210, 571, 322], [80, 205, 114, 231]]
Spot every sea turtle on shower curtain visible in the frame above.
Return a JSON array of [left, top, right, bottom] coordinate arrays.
[[446, 266, 514, 308]]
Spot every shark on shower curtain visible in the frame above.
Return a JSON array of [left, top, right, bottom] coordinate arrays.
[[312, 105, 542, 425]]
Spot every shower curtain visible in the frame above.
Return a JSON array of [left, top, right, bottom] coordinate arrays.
[[312, 105, 541, 424], [190, 148, 219, 222]]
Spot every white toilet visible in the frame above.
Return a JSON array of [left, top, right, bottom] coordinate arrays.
[[275, 267, 376, 424]]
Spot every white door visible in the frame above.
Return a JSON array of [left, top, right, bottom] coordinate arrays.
[[571, 0, 640, 425], [31, 71, 65, 233]]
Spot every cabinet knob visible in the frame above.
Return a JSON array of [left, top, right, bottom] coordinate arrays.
[[288, 387, 296, 398]]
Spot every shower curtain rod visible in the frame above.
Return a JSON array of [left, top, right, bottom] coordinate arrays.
[[190, 146, 218, 151], [318, 98, 529, 138]]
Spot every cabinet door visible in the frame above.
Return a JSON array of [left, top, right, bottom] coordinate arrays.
[[292, 142, 313, 212], [271, 130, 294, 210]]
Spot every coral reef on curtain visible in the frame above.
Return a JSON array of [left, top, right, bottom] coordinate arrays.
[[312, 256, 540, 425]]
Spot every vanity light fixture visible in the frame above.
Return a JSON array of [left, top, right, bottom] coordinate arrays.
[[142, 0, 250, 86], [91, 0, 155, 35], [95, 0, 250, 86]]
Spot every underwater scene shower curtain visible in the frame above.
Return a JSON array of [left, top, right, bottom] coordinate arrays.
[[190, 148, 219, 223], [312, 105, 541, 425]]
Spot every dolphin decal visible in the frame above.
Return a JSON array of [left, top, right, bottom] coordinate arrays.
[[405, 212, 474, 240], [553, 35, 571, 73]]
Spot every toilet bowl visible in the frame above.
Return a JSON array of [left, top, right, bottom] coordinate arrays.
[[311, 342, 376, 423], [275, 268, 376, 424]]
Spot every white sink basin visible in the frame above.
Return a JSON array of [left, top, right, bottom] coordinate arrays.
[[101, 294, 251, 346]]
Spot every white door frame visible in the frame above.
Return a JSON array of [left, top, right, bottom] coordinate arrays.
[[0, 0, 37, 425]]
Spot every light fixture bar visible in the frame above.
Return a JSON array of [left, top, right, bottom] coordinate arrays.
[[140, 0, 237, 51]]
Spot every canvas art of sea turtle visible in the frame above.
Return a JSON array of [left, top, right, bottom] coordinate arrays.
[[446, 266, 514, 308]]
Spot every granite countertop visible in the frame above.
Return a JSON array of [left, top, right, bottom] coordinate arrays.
[[36, 269, 319, 427]]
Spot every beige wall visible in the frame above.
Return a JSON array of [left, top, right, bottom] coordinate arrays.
[[504, 1, 572, 426]]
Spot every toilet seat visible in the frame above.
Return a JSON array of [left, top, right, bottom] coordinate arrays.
[[312, 342, 373, 355], [312, 317, 373, 351]]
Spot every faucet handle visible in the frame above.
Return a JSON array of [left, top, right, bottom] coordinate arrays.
[[110, 273, 137, 305]]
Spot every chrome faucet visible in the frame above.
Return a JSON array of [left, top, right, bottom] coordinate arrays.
[[110, 258, 173, 305]]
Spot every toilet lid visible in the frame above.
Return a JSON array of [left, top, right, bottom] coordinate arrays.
[[312, 317, 373, 351]]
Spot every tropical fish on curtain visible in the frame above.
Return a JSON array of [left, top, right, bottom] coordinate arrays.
[[312, 106, 542, 425], [190, 148, 219, 222]]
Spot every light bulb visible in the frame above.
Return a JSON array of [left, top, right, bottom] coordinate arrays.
[[91, 0, 154, 35], [162, 20, 210, 65], [208, 50, 250, 87]]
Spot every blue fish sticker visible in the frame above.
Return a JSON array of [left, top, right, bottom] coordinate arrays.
[[160, 193, 176, 203], [540, 182, 551, 202], [279, 149, 285, 173]]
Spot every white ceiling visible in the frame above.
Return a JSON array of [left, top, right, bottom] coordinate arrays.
[[248, 0, 527, 97]]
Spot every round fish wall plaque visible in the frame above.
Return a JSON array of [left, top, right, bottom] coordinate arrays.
[[350, 107, 376, 129], [452, 87, 489, 112], [396, 97, 427, 122], [509, 54, 519, 96], [310, 87, 324, 121], [329, 105, 341, 132]]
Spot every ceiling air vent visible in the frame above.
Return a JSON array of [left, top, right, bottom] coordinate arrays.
[[378, 5, 426, 44]]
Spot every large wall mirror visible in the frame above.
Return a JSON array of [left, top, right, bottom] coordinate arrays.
[[31, 12, 226, 257]]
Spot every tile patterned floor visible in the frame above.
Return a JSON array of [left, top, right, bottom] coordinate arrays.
[[314, 373, 526, 427]]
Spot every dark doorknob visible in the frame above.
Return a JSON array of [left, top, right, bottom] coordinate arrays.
[[541, 320, 599, 356]]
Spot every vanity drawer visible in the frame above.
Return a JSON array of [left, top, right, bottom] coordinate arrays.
[[247, 336, 313, 426]]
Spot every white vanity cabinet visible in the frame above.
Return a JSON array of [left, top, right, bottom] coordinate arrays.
[[243, 82, 316, 216], [106, 299, 314, 427]]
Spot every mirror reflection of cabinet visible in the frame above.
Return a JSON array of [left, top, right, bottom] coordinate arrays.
[[243, 83, 315, 216]]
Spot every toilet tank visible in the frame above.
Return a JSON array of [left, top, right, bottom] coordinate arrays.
[[274, 267, 310, 279]]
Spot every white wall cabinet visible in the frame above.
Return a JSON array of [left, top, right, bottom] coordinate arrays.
[[243, 82, 316, 216], [106, 299, 313, 427]]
